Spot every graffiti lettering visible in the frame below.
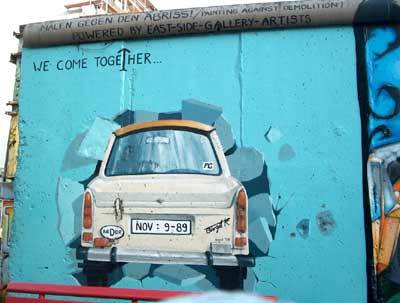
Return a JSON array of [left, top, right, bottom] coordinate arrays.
[[283, 1, 343, 11], [24, 0, 368, 47], [202, 8, 239, 16], [205, 218, 230, 234], [241, 6, 278, 14], [72, 28, 124, 42], [204, 18, 258, 31], [261, 14, 312, 26], [117, 15, 140, 23], [147, 22, 203, 35], [143, 10, 191, 22], [33, 61, 50, 72], [32, 49, 158, 72], [40, 21, 72, 32], [129, 26, 142, 35], [56, 58, 87, 71], [77, 16, 113, 27]]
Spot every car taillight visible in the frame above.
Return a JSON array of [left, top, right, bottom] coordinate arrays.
[[83, 191, 92, 229], [235, 188, 248, 248], [82, 232, 93, 242], [234, 237, 247, 247], [236, 189, 247, 233]]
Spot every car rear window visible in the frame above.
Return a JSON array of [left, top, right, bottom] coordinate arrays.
[[105, 129, 221, 176]]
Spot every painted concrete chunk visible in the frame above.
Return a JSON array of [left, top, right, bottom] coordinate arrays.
[[264, 127, 283, 143], [227, 147, 264, 182], [77, 117, 119, 160], [316, 210, 336, 235], [62, 132, 99, 173], [159, 111, 182, 120], [56, 177, 83, 245], [122, 263, 151, 280], [142, 276, 182, 291], [153, 265, 206, 286], [112, 276, 142, 289], [296, 219, 310, 239], [113, 110, 135, 126], [134, 110, 159, 123], [278, 144, 296, 161], [250, 217, 273, 254], [249, 193, 276, 227], [244, 268, 258, 293], [193, 277, 217, 290], [182, 99, 222, 125], [214, 115, 235, 152]]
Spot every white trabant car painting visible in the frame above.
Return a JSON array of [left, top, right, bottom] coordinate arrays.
[[81, 120, 253, 274]]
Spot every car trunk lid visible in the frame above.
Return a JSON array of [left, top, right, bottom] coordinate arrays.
[[89, 175, 239, 208]]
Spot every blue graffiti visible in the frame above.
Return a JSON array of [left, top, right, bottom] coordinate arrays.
[[366, 27, 400, 149]]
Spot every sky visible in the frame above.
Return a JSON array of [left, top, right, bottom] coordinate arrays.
[[0, 0, 279, 168]]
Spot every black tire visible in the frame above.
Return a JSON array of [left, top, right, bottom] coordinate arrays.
[[215, 266, 247, 290], [83, 261, 111, 286]]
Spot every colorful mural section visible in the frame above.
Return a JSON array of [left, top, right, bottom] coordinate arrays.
[[0, 182, 13, 284], [11, 26, 365, 303], [355, 3, 400, 302]]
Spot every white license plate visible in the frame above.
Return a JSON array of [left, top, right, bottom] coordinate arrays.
[[131, 219, 191, 235]]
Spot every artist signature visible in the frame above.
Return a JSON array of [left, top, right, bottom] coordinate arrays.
[[204, 218, 230, 234]]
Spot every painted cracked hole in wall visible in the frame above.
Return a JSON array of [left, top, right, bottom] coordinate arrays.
[[57, 99, 276, 290]]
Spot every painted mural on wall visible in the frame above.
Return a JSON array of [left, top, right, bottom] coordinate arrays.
[[11, 0, 400, 302], [10, 10, 367, 303], [62, 102, 275, 288], [354, 0, 400, 302]]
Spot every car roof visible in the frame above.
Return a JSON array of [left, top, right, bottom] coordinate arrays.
[[114, 119, 215, 137]]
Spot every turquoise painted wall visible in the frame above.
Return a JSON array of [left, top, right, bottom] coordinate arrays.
[[11, 26, 366, 303]]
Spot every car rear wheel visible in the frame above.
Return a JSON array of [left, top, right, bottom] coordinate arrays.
[[215, 266, 247, 290], [83, 260, 111, 286]]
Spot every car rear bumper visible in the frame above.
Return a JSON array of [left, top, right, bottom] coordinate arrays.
[[84, 247, 255, 267]]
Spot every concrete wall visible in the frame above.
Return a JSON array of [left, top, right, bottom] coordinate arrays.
[[10, 26, 366, 303]]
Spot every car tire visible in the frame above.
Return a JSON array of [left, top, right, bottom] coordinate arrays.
[[83, 260, 110, 286], [215, 266, 247, 290]]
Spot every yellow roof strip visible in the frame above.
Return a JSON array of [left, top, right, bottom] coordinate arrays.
[[114, 119, 215, 137]]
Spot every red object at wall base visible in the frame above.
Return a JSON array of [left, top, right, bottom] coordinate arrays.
[[5, 282, 277, 303]]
